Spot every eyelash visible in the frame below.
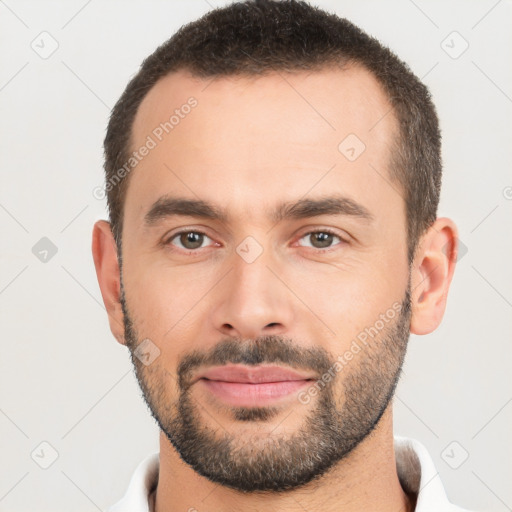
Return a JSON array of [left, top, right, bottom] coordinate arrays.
[[163, 228, 346, 253]]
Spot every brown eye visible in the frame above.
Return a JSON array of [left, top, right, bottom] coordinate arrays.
[[169, 231, 211, 250], [298, 231, 342, 250]]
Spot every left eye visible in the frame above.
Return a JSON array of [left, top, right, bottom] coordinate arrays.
[[298, 231, 343, 250], [168, 231, 214, 250]]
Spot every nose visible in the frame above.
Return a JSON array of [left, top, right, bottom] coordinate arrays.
[[210, 244, 294, 340]]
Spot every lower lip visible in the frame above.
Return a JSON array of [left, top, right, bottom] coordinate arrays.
[[198, 379, 312, 406]]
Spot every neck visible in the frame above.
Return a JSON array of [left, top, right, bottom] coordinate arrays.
[[153, 406, 413, 512]]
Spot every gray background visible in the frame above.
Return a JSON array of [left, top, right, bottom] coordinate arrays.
[[1, 0, 511, 510]]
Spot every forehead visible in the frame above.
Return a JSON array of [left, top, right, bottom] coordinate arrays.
[[126, 65, 400, 229], [133, 65, 395, 146]]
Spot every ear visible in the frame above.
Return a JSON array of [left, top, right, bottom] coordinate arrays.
[[410, 217, 458, 335], [92, 220, 126, 345]]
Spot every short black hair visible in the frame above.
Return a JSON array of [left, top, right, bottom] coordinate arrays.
[[104, 0, 442, 262]]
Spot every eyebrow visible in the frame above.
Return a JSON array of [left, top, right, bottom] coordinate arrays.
[[144, 197, 229, 226], [273, 196, 373, 223], [143, 194, 373, 227]]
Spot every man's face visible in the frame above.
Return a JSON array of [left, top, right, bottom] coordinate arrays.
[[120, 67, 411, 491]]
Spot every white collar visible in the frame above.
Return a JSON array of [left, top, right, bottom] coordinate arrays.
[[107, 436, 471, 512]]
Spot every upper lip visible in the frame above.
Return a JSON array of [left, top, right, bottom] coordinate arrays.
[[195, 365, 316, 384]]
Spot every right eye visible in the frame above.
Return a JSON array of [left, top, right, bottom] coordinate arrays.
[[165, 230, 215, 251]]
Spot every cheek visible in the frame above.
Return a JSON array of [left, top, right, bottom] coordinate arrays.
[[284, 257, 407, 350], [122, 260, 214, 355]]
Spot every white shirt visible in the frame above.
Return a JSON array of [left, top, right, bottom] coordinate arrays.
[[106, 436, 473, 512]]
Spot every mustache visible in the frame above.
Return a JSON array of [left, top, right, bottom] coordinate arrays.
[[177, 335, 333, 390]]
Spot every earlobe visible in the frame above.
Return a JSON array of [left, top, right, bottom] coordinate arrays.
[[410, 218, 458, 336], [91, 220, 126, 345]]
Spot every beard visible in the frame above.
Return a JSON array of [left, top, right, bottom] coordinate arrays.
[[120, 282, 411, 493]]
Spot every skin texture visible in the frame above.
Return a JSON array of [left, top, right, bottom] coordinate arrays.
[[92, 66, 458, 512]]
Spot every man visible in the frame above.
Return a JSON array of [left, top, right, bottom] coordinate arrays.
[[92, 1, 469, 510]]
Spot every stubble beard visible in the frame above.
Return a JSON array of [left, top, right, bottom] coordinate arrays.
[[120, 282, 411, 493]]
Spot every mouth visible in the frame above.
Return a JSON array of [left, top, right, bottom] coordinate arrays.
[[194, 364, 317, 407]]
